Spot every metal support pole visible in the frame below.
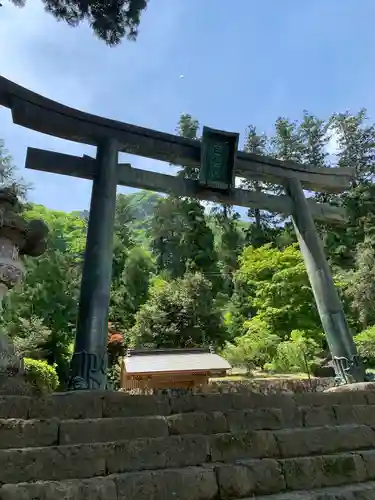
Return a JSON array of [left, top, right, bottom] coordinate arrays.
[[285, 177, 365, 384], [68, 138, 118, 390]]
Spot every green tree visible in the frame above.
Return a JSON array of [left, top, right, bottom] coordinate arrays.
[[212, 207, 243, 296], [1, 204, 85, 384], [271, 117, 304, 163], [345, 238, 375, 330], [130, 272, 227, 348], [333, 109, 375, 184], [299, 111, 329, 170], [2, 249, 80, 382], [126, 190, 162, 246], [24, 204, 87, 256], [151, 196, 219, 282], [269, 329, 321, 374], [222, 318, 280, 373], [12, 316, 52, 360], [0, 139, 29, 199], [242, 125, 274, 246], [7, 0, 148, 46], [110, 246, 154, 331], [233, 244, 322, 341], [354, 326, 375, 368], [323, 110, 375, 267], [112, 193, 135, 284], [176, 113, 201, 180]]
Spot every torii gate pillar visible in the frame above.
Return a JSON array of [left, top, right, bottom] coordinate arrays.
[[68, 138, 118, 390], [285, 177, 365, 384]]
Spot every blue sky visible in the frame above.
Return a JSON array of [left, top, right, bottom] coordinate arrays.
[[1, 0, 375, 212]]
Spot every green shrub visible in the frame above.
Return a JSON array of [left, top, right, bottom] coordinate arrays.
[[355, 326, 375, 367], [222, 318, 280, 373], [268, 330, 321, 374], [23, 358, 59, 394], [107, 362, 121, 390]]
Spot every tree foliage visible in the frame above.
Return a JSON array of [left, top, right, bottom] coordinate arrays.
[[232, 244, 321, 340], [151, 196, 219, 282], [130, 273, 227, 349], [222, 318, 280, 373], [7, 0, 148, 46], [0, 139, 29, 199]]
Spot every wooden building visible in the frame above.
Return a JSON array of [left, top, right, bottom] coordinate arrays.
[[120, 348, 231, 391]]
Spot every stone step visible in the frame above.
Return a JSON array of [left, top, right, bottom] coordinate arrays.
[[0, 408, 297, 450], [1, 390, 374, 420], [251, 480, 375, 499], [220, 450, 375, 496], [1, 415, 374, 453], [0, 467, 219, 500], [1, 460, 375, 500], [0, 425, 375, 484], [3, 404, 375, 450]]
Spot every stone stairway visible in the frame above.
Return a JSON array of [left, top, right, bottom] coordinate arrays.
[[1, 390, 375, 499]]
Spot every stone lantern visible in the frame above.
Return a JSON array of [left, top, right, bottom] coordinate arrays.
[[0, 187, 49, 394]]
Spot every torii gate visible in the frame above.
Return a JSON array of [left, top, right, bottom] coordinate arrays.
[[0, 75, 365, 388]]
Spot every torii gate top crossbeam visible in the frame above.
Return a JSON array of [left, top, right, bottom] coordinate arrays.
[[0, 75, 354, 193]]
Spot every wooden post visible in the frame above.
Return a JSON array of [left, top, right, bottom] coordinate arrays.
[[285, 178, 365, 384], [68, 138, 118, 390]]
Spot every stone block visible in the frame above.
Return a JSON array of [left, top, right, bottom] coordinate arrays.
[[170, 394, 233, 414], [215, 463, 255, 498], [102, 393, 170, 418], [106, 434, 210, 474], [294, 391, 367, 407], [167, 411, 227, 435], [0, 477, 117, 500], [231, 393, 292, 410], [59, 415, 168, 445], [334, 405, 375, 426], [28, 392, 103, 420], [359, 450, 375, 480], [210, 431, 278, 462], [216, 459, 285, 497], [0, 375, 34, 396], [300, 405, 337, 427], [0, 418, 58, 449], [231, 393, 300, 428], [0, 443, 106, 483], [240, 481, 375, 499], [336, 424, 375, 451], [280, 453, 366, 491], [114, 466, 219, 500], [225, 408, 284, 432], [0, 396, 30, 419], [274, 424, 375, 458], [364, 391, 375, 405]]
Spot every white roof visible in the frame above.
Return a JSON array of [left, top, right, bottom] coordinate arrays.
[[123, 348, 231, 374]]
